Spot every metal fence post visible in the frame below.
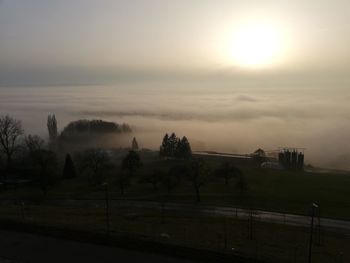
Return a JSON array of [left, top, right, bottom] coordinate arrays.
[[103, 182, 110, 235], [308, 203, 318, 263]]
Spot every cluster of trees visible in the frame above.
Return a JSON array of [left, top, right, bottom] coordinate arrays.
[[0, 114, 142, 196], [0, 115, 60, 194], [160, 133, 192, 159], [47, 115, 132, 148], [61, 119, 131, 137], [0, 114, 247, 202]]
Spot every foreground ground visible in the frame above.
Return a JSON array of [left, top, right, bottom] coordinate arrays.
[[0, 202, 349, 263], [1, 153, 349, 262], [0, 230, 198, 263]]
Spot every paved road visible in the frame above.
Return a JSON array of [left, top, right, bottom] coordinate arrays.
[[46, 199, 350, 234], [0, 230, 198, 263], [2, 199, 350, 234]]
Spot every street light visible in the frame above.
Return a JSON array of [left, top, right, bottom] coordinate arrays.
[[308, 202, 319, 263], [102, 182, 110, 235]]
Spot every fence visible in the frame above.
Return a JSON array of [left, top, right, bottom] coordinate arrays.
[[0, 199, 349, 263]]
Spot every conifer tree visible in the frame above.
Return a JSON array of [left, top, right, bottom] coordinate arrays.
[[62, 153, 77, 179], [160, 133, 169, 157], [131, 137, 139, 151], [168, 133, 178, 157], [177, 136, 192, 159]]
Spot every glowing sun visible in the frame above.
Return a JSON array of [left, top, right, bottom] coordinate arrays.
[[227, 23, 283, 68]]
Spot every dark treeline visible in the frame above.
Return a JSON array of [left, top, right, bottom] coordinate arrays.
[[0, 114, 246, 202], [61, 119, 131, 137]]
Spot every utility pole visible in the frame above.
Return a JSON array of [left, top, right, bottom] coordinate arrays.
[[308, 203, 318, 263]]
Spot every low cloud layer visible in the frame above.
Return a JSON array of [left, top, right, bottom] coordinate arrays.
[[0, 84, 349, 170]]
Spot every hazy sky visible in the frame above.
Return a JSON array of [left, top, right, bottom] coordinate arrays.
[[1, 1, 350, 169], [1, 0, 350, 85]]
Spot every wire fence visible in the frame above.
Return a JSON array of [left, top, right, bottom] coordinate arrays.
[[0, 199, 349, 263]]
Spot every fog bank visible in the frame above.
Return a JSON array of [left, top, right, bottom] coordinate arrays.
[[0, 84, 349, 170]]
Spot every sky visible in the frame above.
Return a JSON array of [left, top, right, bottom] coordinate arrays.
[[1, 0, 350, 84], [1, 1, 350, 169]]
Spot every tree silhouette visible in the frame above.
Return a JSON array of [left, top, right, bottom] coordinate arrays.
[[121, 150, 142, 177], [168, 133, 178, 157], [160, 133, 169, 157], [131, 137, 139, 151], [0, 115, 23, 168], [214, 161, 242, 185], [62, 154, 77, 179], [115, 170, 131, 196], [160, 133, 192, 159], [24, 134, 44, 154], [163, 165, 183, 195], [177, 136, 192, 159], [186, 158, 208, 202], [139, 169, 164, 191], [47, 114, 58, 147], [78, 148, 110, 185], [31, 149, 57, 195]]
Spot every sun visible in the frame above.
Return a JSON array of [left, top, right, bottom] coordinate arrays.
[[227, 23, 283, 68]]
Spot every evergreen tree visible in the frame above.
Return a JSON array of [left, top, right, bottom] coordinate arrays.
[[131, 137, 139, 151], [160, 133, 192, 159], [160, 133, 169, 157], [177, 136, 192, 159], [168, 133, 178, 157], [62, 153, 77, 179]]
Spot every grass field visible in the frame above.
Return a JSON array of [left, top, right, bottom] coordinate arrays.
[[1, 154, 350, 220]]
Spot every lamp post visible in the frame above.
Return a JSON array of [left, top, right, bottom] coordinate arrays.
[[102, 182, 110, 235], [308, 203, 319, 263]]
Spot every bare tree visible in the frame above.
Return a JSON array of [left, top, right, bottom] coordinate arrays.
[[163, 164, 184, 195], [0, 115, 23, 168], [24, 134, 44, 154], [78, 148, 111, 185], [186, 158, 208, 202], [214, 161, 242, 185], [139, 169, 164, 191]]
